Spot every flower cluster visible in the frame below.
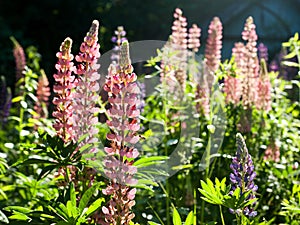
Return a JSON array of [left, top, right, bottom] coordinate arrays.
[[264, 141, 280, 162], [111, 26, 127, 64], [188, 24, 201, 53], [256, 59, 271, 111], [257, 42, 268, 63], [52, 37, 76, 143], [34, 71, 50, 121], [10, 37, 26, 84], [241, 16, 259, 109], [101, 41, 140, 225], [72, 20, 101, 152], [224, 42, 244, 105], [205, 17, 223, 75], [230, 133, 258, 217]]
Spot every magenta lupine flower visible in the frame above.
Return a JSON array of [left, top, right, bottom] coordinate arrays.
[[241, 16, 259, 109], [257, 43, 268, 63], [188, 24, 201, 53], [224, 42, 245, 105], [111, 26, 127, 64], [101, 41, 140, 225], [256, 59, 271, 111], [205, 17, 223, 75], [72, 20, 101, 152], [0, 76, 12, 128], [230, 133, 258, 217], [52, 38, 76, 143], [10, 37, 26, 84], [34, 71, 50, 121]]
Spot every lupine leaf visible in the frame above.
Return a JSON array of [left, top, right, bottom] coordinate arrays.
[[172, 208, 182, 225], [78, 182, 100, 213], [184, 211, 194, 225]]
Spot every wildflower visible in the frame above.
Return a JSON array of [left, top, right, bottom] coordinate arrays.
[[34, 71, 50, 121], [205, 17, 223, 74], [256, 59, 271, 111], [188, 24, 201, 53], [111, 26, 127, 64], [72, 20, 101, 152], [257, 43, 268, 63], [263, 141, 280, 162], [101, 41, 140, 225], [241, 16, 259, 109], [52, 37, 76, 142], [230, 133, 258, 217], [10, 37, 26, 84], [170, 8, 188, 90], [224, 42, 244, 105]]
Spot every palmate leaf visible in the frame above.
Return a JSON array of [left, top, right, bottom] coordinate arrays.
[[199, 178, 225, 205]]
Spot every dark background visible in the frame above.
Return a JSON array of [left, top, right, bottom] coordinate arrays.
[[0, 0, 299, 90]]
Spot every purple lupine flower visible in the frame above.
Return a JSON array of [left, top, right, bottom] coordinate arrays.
[[257, 43, 268, 63], [52, 37, 76, 143], [72, 20, 101, 152], [230, 133, 258, 217], [101, 41, 140, 225], [0, 76, 12, 128], [111, 26, 128, 64]]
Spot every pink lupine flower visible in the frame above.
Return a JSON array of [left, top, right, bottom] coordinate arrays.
[[170, 8, 188, 90], [256, 59, 271, 111], [195, 83, 210, 118], [188, 24, 201, 53], [72, 20, 101, 152], [10, 37, 26, 84], [52, 37, 76, 143], [204, 17, 223, 75], [241, 16, 259, 109], [224, 42, 244, 105], [101, 41, 140, 225], [34, 71, 50, 121], [264, 141, 280, 163]]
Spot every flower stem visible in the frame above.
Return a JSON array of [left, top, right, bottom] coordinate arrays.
[[219, 205, 225, 225]]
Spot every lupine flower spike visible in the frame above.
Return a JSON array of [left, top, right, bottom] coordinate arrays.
[[224, 42, 244, 105], [256, 59, 271, 112], [73, 20, 101, 153], [204, 17, 223, 91], [241, 16, 259, 110], [101, 41, 140, 225], [111, 26, 127, 64], [52, 37, 76, 142], [10, 37, 26, 85], [257, 43, 268, 63], [230, 133, 258, 217], [34, 70, 50, 121]]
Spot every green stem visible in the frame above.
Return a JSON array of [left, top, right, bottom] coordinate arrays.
[[193, 188, 197, 225], [219, 205, 225, 225]]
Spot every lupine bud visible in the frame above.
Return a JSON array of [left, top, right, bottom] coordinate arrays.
[[73, 20, 101, 153], [229, 133, 258, 217], [52, 37, 76, 142], [101, 41, 140, 225]]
